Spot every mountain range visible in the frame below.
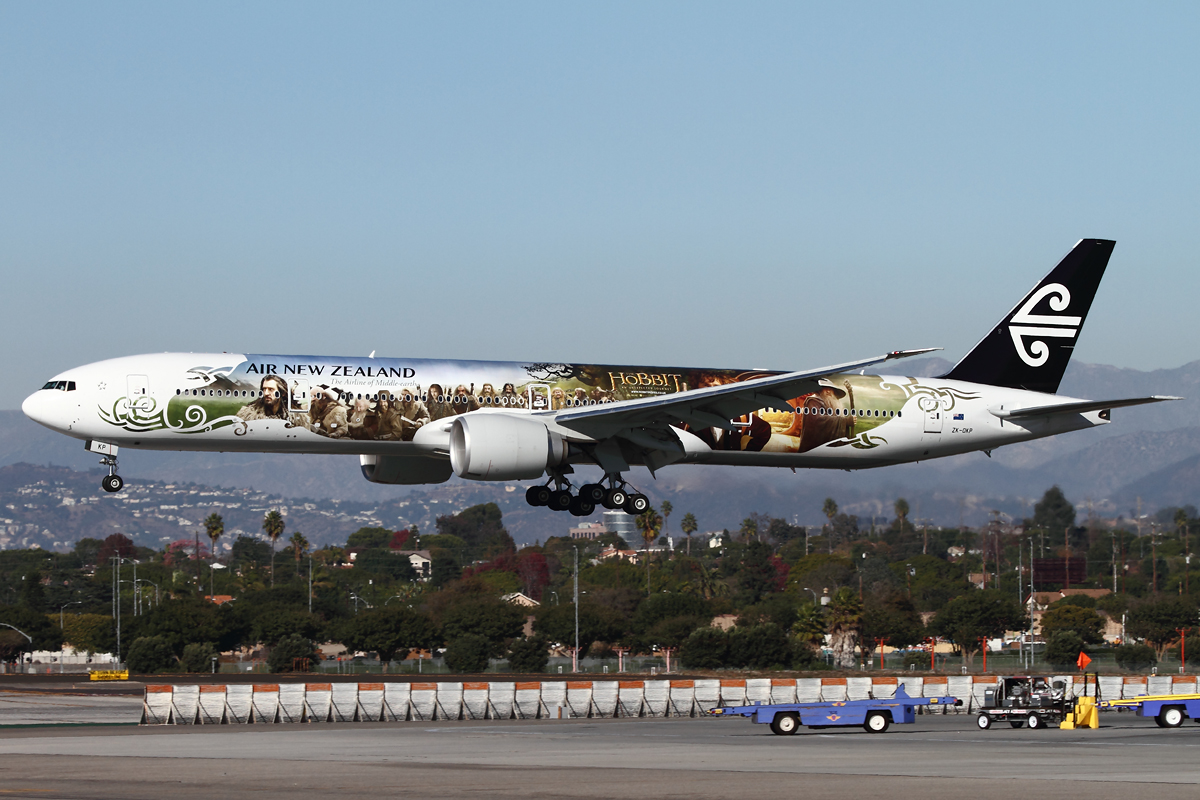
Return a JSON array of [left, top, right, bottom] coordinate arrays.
[[2, 357, 1198, 546]]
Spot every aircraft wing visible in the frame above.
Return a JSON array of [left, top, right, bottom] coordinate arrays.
[[990, 395, 1181, 420], [547, 348, 940, 440]]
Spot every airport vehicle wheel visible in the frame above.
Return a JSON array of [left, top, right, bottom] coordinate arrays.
[[1154, 715, 1169, 728], [1160, 706, 1185, 728], [579, 483, 606, 504], [604, 488, 628, 510], [1026, 713, 1044, 730], [627, 494, 650, 514], [548, 490, 573, 511], [527, 486, 551, 506], [864, 712, 890, 733], [1009, 720, 1024, 728], [102, 474, 123, 493], [769, 712, 800, 735], [569, 496, 595, 517], [976, 714, 992, 730]]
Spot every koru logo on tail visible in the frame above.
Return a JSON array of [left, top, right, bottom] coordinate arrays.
[[1008, 283, 1080, 367]]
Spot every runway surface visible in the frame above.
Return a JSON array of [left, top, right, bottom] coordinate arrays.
[[0, 707, 1198, 799]]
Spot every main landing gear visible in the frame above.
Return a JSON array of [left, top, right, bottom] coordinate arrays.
[[525, 474, 649, 517]]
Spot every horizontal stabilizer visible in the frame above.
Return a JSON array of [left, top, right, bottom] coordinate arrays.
[[989, 395, 1181, 420]]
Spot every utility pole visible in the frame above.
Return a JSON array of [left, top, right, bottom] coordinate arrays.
[[1064, 525, 1071, 590], [1028, 537, 1035, 669], [1112, 530, 1118, 594], [573, 546, 579, 674], [1152, 523, 1158, 593], [308, 554, 313, 613]]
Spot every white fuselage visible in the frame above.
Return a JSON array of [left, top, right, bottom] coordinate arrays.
[[22, 352, 1106, 477]]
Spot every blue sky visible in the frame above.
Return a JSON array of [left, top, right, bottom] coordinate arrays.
[[2, 2, 1198, 409]]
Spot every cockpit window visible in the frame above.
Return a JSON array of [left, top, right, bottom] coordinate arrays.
[[41, 381, 74, 391]]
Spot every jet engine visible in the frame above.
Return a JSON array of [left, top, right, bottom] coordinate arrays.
[[449, 414, 567, 481], [359, 454, 453, 485]]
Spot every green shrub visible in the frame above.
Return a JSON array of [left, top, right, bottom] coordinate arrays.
[[179, 642, 218, 673], [126, 636, 176, 674], [679, 627, 729, 670], [1044, 631, 1085, 669], [267, 634, 320, 673], [1113, 643, 1156, 670], [506, 636, 549, 673], [444, 634, 491, 673]]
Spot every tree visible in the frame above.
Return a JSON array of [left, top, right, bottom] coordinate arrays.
[[826, 587, 862, 669], [1044, 631, 1086, 669], [97, 533, 135, 564], [636, 505, 663, 596], [440, 598, 525, 656], [894, 498, 910, 531], [347, 527, 394, 549], [73, 538, 105, 568], [1113, 643, 1156, 670], [929, 590, 1026, 664], [231, 535, 272, 572], [340, 607, 435, 666], [728, 623, 794, 669], [1039, 604, 1104, 645], [262, 510, 285, 587], [289, 532, 309, 577], [507, 635, 549, 673], [791, 601, 825, 650], [204, 513, 225, 564], [62, 613, 117, 655], [660, 500, 673, 538], [180, 642, 218, 673], [444, 633, 491, 673], [679, 627, 729, 669], [0, 604, 63, 663], [1031, 486, 1076, 539], [680, 513, 698, 556], [1126, 597, 1198, 659], [354, 549, 419, 581], [435, 503, 515, 561], [20, 569, 45, 612], [126, 636, 175, 673], [736, 541, 778, 605], [822, 498, 839, 553], [267, 633, 320, 673], [861, 595, 925, 650]]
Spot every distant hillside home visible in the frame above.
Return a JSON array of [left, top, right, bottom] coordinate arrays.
[[598, 545, 639, 563], [569, 522, 607, 541], [501, 592, 540, 608]]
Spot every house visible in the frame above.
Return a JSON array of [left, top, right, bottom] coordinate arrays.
[[501, 592, 541, 608], [597, 545, 639, 563], [395, 550, 433, 580], [204, 594, 235, 605], [1025, 588, 1114, 638]]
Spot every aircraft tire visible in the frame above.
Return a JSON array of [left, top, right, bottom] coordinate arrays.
[[604, 488, 628, 510], [548, 490, 573, 511], [569, 496, 595, 517], [102, 475, 123, 493], [526, 486, 551, 506], [579, 483, 606, 504], [627, 494, 650, 514]]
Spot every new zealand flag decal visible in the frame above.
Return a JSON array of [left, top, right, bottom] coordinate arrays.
[[953, 413, 964, 420]]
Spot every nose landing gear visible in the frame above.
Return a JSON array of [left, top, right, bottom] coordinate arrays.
[[100, 455, 123, 493]]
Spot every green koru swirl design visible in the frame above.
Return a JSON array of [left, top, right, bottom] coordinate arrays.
[[99, 396, 243, 435]]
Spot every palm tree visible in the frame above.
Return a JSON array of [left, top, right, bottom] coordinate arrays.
[[660, 500, 673, 539], [682, 561, 728, 600], [823, 498, 839, 553], [826, 586, 863, 669], [290, 531, 309, 577], [680, 512, 698, 556], [204, 513, 224, 564], [262, 509, 285, 586], [636, 505, 663, 596], [791, 601, 825, 651], [894, 498, 910, 534]]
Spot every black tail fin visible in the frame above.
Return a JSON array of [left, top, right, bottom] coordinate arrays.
[[941, 238, 1115, 394]]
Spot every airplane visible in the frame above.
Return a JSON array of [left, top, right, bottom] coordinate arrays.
[[23, 239, 1177, 518]]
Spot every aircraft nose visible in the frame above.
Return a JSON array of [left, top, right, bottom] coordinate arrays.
[[22, 389, 60, 430]]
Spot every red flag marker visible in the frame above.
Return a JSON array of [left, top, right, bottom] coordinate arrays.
[[1077, 651, 1092, 670]]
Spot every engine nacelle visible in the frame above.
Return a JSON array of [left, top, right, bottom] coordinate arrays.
[[360, 453, 453, 485], [449, 414, 567, 481]]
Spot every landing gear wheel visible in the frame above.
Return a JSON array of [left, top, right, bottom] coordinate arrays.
[[1160, 706, 1185, 728], [579, 483, 606, 504], [568, 496, 595, 517], [626, 493, 650, 514], [548, 490, 573, 511], [1009, 720, 1024, 728], [864, 712, 890, 733], [526, 486, 551, 507], [976, 714, 992, 730], [769, 712, 800, 735], [603, 488, 628, 510], [102, 474, 124, 493], [1026, 713, 1044, 730]]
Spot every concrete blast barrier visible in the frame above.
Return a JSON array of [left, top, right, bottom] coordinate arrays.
[[144, 676, 1021, 725], [199, 685, 227, 724]]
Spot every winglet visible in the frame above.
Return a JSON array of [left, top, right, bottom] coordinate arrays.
[[885, 347, 942, 361]]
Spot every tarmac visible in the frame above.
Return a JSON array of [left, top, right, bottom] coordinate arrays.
[[1, 689, 1198, 799]]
